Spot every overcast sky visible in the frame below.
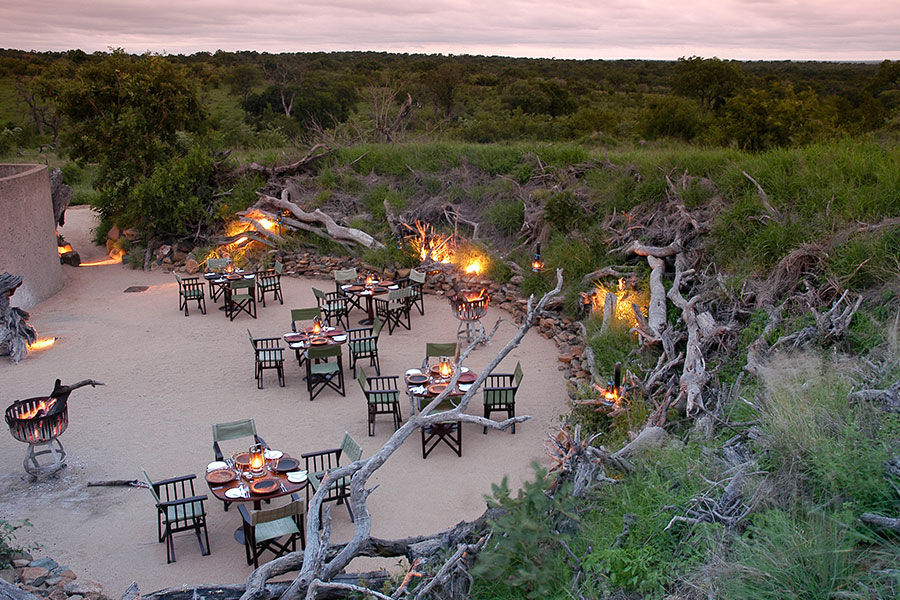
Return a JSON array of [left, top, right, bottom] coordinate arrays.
[[2, 0, 899, 61]]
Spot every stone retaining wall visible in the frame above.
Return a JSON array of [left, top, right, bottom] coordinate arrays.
[[1, 553, 110, 600]]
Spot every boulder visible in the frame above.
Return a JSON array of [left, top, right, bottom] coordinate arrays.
[[19, 566, 49, 586], [63, 579, 104, 596], [184, 258, 200, 274]]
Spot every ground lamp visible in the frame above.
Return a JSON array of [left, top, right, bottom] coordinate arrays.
[[531, 243, 544, 272]]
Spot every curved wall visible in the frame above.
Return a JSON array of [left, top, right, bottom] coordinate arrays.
[[0, 164, 64, 309]]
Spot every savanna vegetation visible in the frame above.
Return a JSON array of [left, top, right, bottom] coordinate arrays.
[[2, 47, 900, 599]]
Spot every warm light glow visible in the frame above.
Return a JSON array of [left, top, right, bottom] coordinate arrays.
[[439, 360, 453, 379], [18, 398, 58, 420], [588, 278, 646, 328], [312, 318, 322, 334], [365, 274, 375, 287], [27, 337, 57, 351], [57, 244, 74, 255], [233, 236, 249, 246], [407, 221, 454, 264], [249, 444, 265, 475], [258, 218, 275, 231], [531, 257, 544, 272], [592, 383, 623, 406], [79, 255, 123, 267], [464, 259, 483, 275], [462, 288, 487, 303]]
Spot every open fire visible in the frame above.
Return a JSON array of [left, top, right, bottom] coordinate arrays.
[[407, 221, 454, 264], [27, 336, 57, 351], [582, 278, 646, 329]]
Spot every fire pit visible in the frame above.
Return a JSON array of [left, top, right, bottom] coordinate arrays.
[[5, 378, 102, 476], [449, 287, 490, 345]]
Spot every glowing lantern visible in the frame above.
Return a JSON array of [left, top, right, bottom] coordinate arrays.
[[531, 243, 544, 272], [249, 443, 266, 478], [365, 274, 375, 287], [312, 317, 323, 335], [438, 359, 453, 379]]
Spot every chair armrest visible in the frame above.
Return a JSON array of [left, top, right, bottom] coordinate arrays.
[[254, 336, 284, 343], [351, 334, 378, 344], [213, 441, 224, 462], [366, 388, 400, 397], [484, 384, 517, 393], [255, 434, 267, 448], [154, 473, 198, 487], [346, 326, 374, 335], [158, 494, 208, 508], [367, 375, 399, 385], [237, 503, 251, 524], [300, 447, 341, 460]]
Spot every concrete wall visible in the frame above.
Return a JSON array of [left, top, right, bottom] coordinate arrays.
[[0, 164, 64, 309]]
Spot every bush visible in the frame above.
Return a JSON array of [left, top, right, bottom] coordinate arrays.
[[1, 519, 33, 568], [484, 199, 524, 235]]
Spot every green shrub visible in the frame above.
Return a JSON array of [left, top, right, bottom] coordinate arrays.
[[484, 199, 524, 235], [723, 510, 867, 600], [472, 465, 579, 599], [0, 519, 33, 568]]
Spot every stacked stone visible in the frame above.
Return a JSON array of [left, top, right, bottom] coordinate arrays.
[[1, 554, 109, 600]]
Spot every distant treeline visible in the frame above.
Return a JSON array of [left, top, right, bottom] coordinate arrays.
[[1, 48, 898, 152]]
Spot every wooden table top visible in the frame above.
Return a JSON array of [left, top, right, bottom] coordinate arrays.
[[205, 457, 307, 503]]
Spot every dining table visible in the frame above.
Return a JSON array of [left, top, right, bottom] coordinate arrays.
[[283, 325, 349, 369], [202, 270, 255, 307], [404, 365, 479, 414], [205, 450, 308, 543], [341, 280, 400, 325]]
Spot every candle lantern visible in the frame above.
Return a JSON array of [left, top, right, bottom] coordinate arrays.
[[531, 243, 544, 272], [312, 316, 323, 335], [249, 443, 266, 478], [439, 359, 453, 379], [365, 273, 375, 287]]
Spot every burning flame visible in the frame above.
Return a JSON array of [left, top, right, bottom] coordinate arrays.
[[57, 244, 74, 255], [406, 221, 454, 264], [258, 218, 275, 231], [439, 360, 453, 378], [365, 274, 375, 287], [27, 337, 57, 351], [462, 288, 487, 303], [464, 259, 483, 275], [79, 251, 123, 267], [312, 319, 322, 335], [18, 397, 57, 420], [234, 236, 249, 246]]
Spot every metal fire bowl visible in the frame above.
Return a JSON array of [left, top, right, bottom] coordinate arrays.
[[5, 397, 69, 444]]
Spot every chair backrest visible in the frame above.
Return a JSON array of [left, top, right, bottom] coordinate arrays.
[[249, 498, 304, 526], [513, 361, 524, 388], [312, 287, 327, 302], [425, 342, 458, 362], [372, 318, 384, 338], [141, 468, 160, 504], [206, 257, 230, 272], [174, 272, 184, 286], [274, 261, 283, 275], [248, 328, 255, 347], [409, 268, 426, 284], [307, 344, 342, 360], [291, 308, 322, 331], [212, 418, 258, 444], [230, 278, 254, 291], [357, 366, 368, 393], [340, 432, 362, 463], [334, 268, 357, 283]]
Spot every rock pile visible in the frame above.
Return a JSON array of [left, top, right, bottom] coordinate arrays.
[[1, 554, 110, 600]]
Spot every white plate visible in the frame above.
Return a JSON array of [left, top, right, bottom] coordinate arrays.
[[290, 342, 307, 349], [341, 284, 352, 290], [405, 368, 422, 376], [332, 335, 348, 342], [324, 326, 336, 331], [459, 384, 473, 392], [360, 290, 372, 295], [388, 284, 399, 289], [215, 277, 226, 283], [410, 386, 426, 395], [224, 487, 245, 499], [243, 274, 255, 279], [264, 449, 283, 460], [461, 367, 470, 373], [287, 471, 308, 483], [207, 461, 227, 472]]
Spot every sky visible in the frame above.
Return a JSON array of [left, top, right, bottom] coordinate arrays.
[[2, 0, 899, 61]]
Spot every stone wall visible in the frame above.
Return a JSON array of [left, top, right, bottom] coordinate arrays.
[[0, 164, 63, 309]]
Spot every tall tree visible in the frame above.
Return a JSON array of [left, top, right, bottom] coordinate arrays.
[[47, 49, 207, 227], [672, 56, 745, 112]]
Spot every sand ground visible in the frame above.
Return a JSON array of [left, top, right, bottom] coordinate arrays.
[[0, 206, 568, 596]]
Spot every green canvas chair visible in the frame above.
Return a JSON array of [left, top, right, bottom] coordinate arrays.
[[225, 278, 256, 320], [374, 287, 411, 334], [212, 418, 266, 512], [404, 268, 426, 316], [421, 342, 458, 370], [358, 366, 401, 436], [313, 286, 350, 329], [238, 495, 305, 568], [302, 432, 363, 522], [174, 272, 206, 316], [205, 257, 231, 301], [347, 318, 383, 375], [334, 267, 363, 313], [248, 329, 285, 389], [141, 468, 210, 564], [306, 344, 345, 400], [290, 307, 322, 332], [482, 361, 524, 434], [420, 395, 463, 459], [256, 261, 284, 307]]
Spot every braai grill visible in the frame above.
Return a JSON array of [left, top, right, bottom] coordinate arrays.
[[5, 378, 102, 476], [449, 288, 490, 345]]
